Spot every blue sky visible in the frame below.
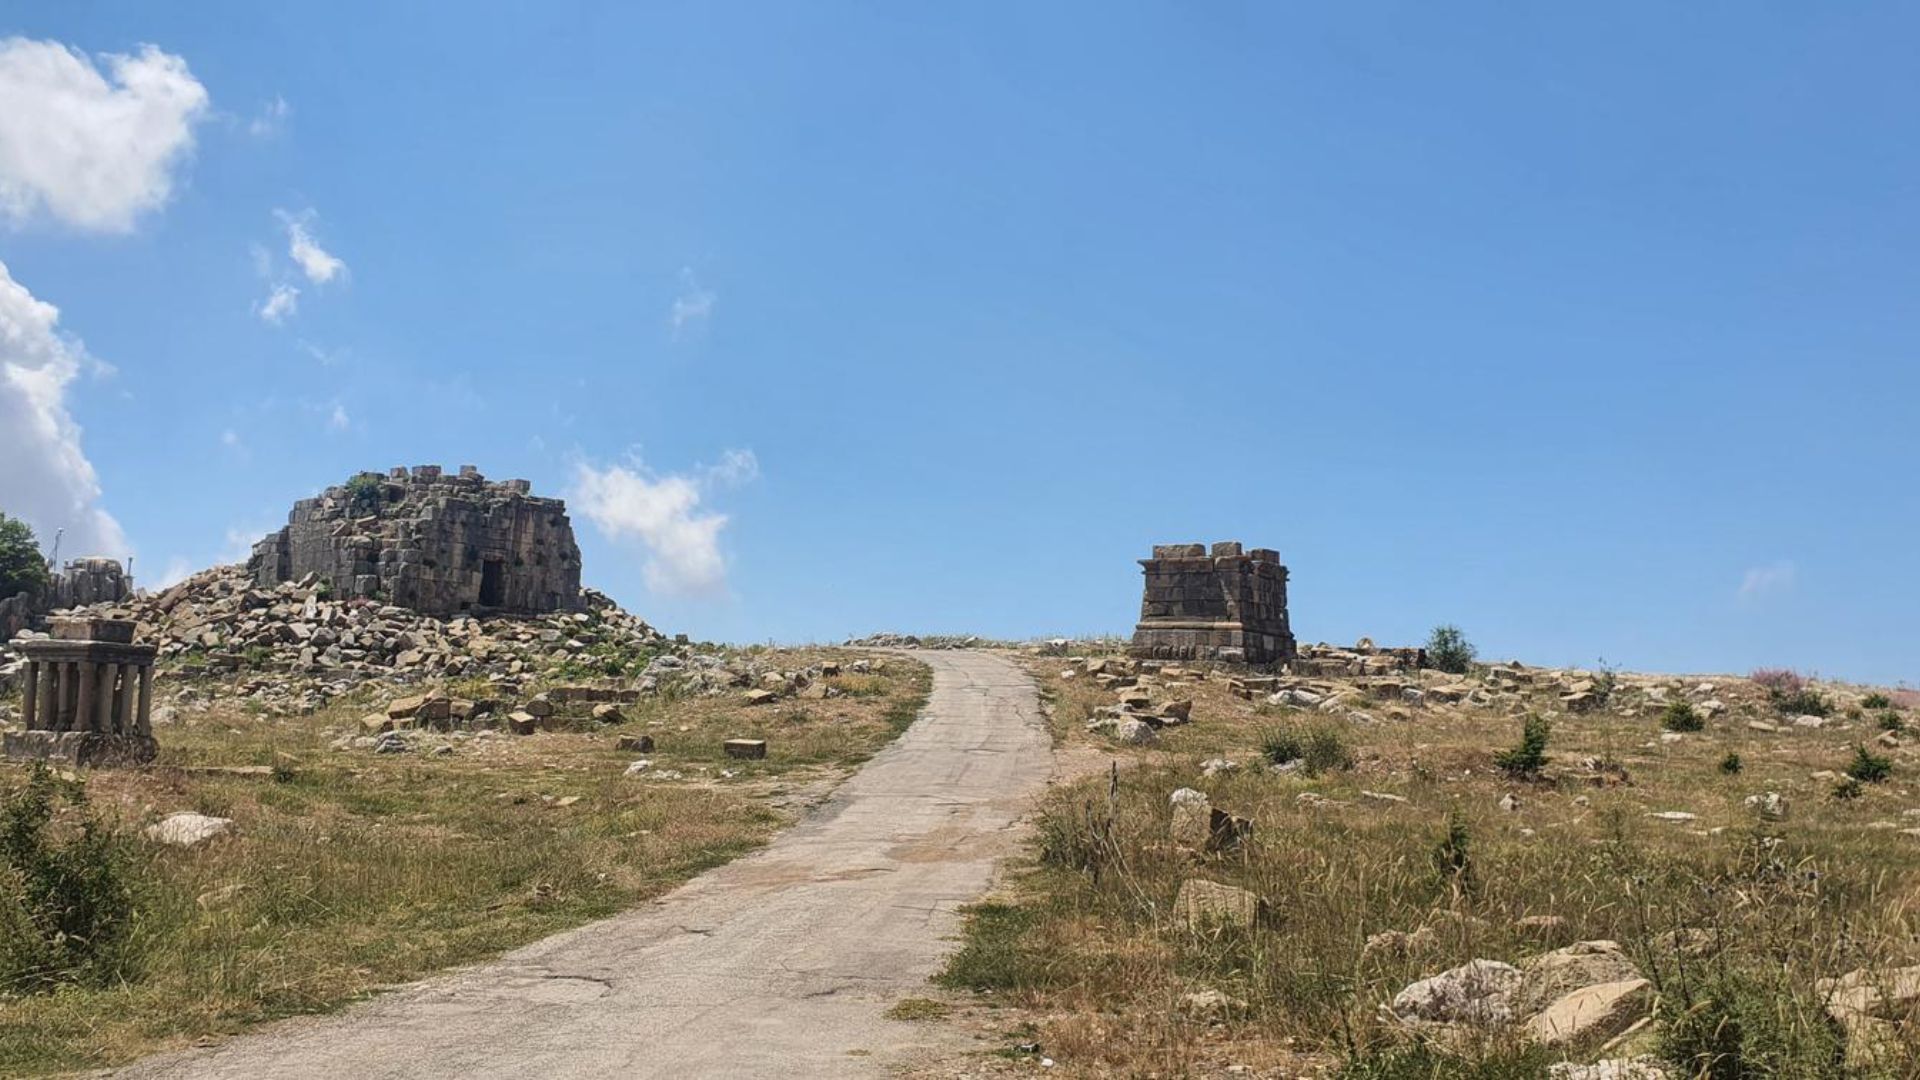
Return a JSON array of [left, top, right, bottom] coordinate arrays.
[[0, 4, 1915, 683]]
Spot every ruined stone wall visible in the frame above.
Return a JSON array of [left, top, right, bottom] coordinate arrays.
[[249, 465, 584, 618], [1130, 541, 1295, 665], [52, 557, 130, 608]]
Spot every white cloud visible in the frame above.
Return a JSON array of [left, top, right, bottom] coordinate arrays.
[[0, 38, 209, 232], [0, 259, 129, 560], [704, 447, 760, 487], [247, 95, 289, 138], [568, 450, 756, 596], [669, 267, 715, 337], [1739, 560, 1796, 599], [276, 208, 345, 284], [255, 281, 299, 324], [326, 403, 349, 431]]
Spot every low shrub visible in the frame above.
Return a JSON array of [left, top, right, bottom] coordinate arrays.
[[1655, 965, 1845, 1078], [0, 765, 146, 994], [1662, 700, 1705, 732], [1771, 687, 1831, 718], [1846, 745, 1893, 784], [1493, 715, 1551, 778], [1863, 692, 1894, 710], [1432, 809, 1473, 892], [1749, 668, 1805, 696], [1261, 722, 1354, 776], [1426, 625, 1477, 675], [1719, 751, 1743, 775]]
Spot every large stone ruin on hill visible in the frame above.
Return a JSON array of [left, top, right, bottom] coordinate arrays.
[[1130, 541, 1297, 665], [249, 465, 584, 618]]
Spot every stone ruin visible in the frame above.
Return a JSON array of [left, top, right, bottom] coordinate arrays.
[[249, 465, 584, 619], [5, 616, 157, 766], [0, 557, 133, 644], [1130, 541, 1296, 665], [52, 556, 131, 607]]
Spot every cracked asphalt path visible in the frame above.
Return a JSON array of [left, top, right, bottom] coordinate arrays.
[[116, 650, 1052, 1079]]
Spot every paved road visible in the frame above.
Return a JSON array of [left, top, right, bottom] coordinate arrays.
[[118, 650, 1051, 1080]]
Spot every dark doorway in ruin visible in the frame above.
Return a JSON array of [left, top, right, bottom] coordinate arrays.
[[480, 558, 506, 607]]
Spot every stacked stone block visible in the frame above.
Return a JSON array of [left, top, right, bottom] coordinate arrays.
[[249, 465, 584, 618], [1130, 541, 1296, 665]]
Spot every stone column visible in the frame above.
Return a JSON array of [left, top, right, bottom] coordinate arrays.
[[39, 663, 53, 731], [116, 664, 137, 735], [20, 661, 37, 731], [136, 664, 154, 737], [59, 662, 78, 732], [93, 662, 116, 733]]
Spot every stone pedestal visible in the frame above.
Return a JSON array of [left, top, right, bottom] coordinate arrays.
[[7, 617, 157, 766], [1130, 541, 1296, 665]]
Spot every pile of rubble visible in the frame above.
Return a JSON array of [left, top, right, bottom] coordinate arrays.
[[0, 562, 670, 713], [1062, 656, 1197, 745]]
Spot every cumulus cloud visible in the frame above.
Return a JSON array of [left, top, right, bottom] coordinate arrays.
[[669, 267, 714, 337], [1739, 560, 1796, 599], [326, 403, 349, 431], [0, 38, 209, 232], [276, 208, 345, 284], [569, 450, 757, 596], [0, 259, 129, 559], [255, 281, 299, 324]]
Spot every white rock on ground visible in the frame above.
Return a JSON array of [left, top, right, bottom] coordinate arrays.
[[146, 812, 234, 847], [1382, 959, 1523, 1028]]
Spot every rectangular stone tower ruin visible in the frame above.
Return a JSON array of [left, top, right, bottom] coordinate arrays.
[[1130, 541, 1296, 665], [249, 465, 583, 618]]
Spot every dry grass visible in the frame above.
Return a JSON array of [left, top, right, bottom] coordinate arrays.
[[941, 649, 1920, 1077], [0, 648, 928, 1076]]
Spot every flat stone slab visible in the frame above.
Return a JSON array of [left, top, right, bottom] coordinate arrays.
[[4, 731, 156, 767]]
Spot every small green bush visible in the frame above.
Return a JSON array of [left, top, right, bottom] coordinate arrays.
[[1662, 700, 1705, 732], [1425, 624, 1477, 675], [1719, 752, 1743, 775], [1656, 966, 1845, 1078], [0, 766, 145, 994], [1846, 745, 1893, 784], [1432, 809, 1473, 891], [1878, 710, 1906, 733], [1493, 715, 1551, 778], [1261, 722, 1353, 776], [1771, 687, 1831, 718], [1863, 692, 1894, 711]]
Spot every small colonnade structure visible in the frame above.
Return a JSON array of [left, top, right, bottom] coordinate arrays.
[[6, 616, 157, 766]]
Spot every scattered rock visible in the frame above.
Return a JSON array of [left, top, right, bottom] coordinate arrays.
[[1745, 791, 1789, 821], [146, 812, 234, 848], [1364, 927, 1439, 958], [617, 734, 655, 753], [1174, 879, 1262, 932], [723, 738, 767, 760], [1514, 940, 1644, 1017], [1383, 959, 1522, 1028], [1525, 978, 1653, 1049]]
